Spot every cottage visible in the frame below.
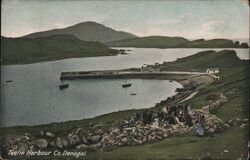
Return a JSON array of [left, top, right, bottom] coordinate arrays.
[[206, 68, 219, 74], [141, 63, 160, 72]]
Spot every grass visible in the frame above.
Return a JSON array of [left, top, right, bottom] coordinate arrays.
[[85, 127, 248, 160]]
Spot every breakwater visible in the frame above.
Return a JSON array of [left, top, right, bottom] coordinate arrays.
[[60, 70, 204, 82]]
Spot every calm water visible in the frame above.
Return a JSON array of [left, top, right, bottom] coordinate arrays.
[[1, 48, 249, 127]]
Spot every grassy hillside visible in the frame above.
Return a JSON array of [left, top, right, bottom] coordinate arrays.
[[160, 50, 246, 71], [108, 36, 249, 48], [107, 36, 189, 48], [1, 35, 118, 64], [25, 21, 137, 43], [183, 39, 235, 48]]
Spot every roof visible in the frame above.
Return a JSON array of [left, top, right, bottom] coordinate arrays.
[[207, 68, 219, 71]]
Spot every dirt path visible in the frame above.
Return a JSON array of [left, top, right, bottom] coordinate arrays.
[[180, 90, 199, 103]]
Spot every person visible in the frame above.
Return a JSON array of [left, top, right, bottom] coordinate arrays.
[[185, 114, 193, 126], [142, 110, 153, 125], [169, 112, 180, 124]]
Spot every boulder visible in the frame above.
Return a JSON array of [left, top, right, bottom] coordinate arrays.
[[35, 139, 48, 149], [207, 128, 215, 134], [55, 137, 63, 148], [61, 138, 69, 147], [76, 144, 89, 150], [19, 143, 29, 152], [81, 136, 88, 144], [228, 118, 241, 126], [75, 128, 82, 134], [49, 141, 56, 147], [121, 137, 128, 143], [88, 135, 101, 144], [46, 132, 55, 138], [68, 135, 80, 146], [240, 124, 246, 128], [40, 131, 45, 136]]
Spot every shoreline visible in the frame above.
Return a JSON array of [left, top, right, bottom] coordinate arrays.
[[1, 52, 121, 66], [2, 48, 249, 65], [0, 72, 215, 129]]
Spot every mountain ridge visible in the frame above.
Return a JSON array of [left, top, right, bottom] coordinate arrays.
[[25, 21, 137, 43], [107, 36, 249, 48]]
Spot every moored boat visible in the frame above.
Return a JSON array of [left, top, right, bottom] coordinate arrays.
[[122, 83, 132, 88], [59, 84, 69, 90]]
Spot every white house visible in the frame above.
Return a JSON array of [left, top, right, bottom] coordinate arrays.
[[141, 64, 160, 72], [206, 68, 219, 74]]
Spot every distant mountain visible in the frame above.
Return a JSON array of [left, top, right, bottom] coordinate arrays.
[[1, 35, 118, 64], [108, 36, 249, 48], [107, 36, 189, 48], [25, 21, 137, 43]]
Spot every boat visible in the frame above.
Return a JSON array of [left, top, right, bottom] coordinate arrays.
[[122, 83, 132, 88], [5, 80, 13, 83], [59, 84, 69, 90], [122, 80, 132, 88], [130, 93, 137, 95]]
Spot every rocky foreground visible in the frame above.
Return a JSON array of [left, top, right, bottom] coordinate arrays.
[[1, 92, 248, 158]]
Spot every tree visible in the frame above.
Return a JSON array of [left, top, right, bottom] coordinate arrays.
[[240, 42, 249, 48], [234, 41, 240, 48]]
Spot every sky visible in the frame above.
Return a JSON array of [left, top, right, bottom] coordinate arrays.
[[1, 0, 249, 40]]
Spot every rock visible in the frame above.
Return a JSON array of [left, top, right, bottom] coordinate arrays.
[[223, 149, 229, 153], [224, 124, 230, 128], [88, 135, 101, 144], [91, 142, 102, 148], [61, 138, 69, 147], [207, 128, 215, 134], [199, 155, 212, 160], [35, 139, 48, 149], [46, 132, 55, 138], [19, 143, 29, 152], [11, 145, 19, 151], [121, 137, 128, 143], [81, 136, 88, 144], [112, 128, 120, 133], [228, 118, 242, 126], [56, 137, 63, 148], [40, 131, 45, 136], [134, 139, 143, 144], [243, 118, 248, 122], [76, 144, 89, 150], [49, 141, 56, 147], [75, 128, 82, 134], [68, 135, 80, 145], [240, 124, 246, 128], [24, 133, 31, 137], [29, 145, 35, 150]]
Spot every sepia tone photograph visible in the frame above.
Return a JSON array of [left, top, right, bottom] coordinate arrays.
[[0, 0, 249, 159]]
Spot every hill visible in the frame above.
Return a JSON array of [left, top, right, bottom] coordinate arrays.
[[159, 50, 246, 71], [107, 36, 189, 48], [1, 35, 118, 64], [25, 21, 137, 43], [108, 36, 249, 48]]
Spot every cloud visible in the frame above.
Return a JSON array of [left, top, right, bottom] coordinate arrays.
[[201, 21, 227, 33]]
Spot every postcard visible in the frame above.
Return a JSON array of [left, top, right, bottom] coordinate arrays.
[[1, 0, 249, 159]]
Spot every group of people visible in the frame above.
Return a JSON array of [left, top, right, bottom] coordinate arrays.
[[121, 103, 206, 131], [162, 104, 193, 127]]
